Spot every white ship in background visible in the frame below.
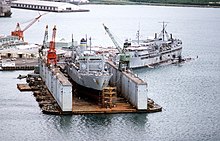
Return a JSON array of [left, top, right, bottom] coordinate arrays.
[[66, 38, 113, 91], [0, 35, 26, 50], [126, 22, 182, 68], [104, 22, 183, 69]]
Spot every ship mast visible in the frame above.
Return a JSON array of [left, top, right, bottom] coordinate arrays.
[[159, 21, 169, 41], [89, 37, 92, 53], [136, 29, 140, 45], [136, 23, 140, 45]]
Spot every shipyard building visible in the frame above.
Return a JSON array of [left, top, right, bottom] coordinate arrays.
[[11, 0, 89, 12]]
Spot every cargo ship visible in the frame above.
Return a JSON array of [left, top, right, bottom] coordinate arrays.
[[0, 0, 12, 17], [66, 38, 113, 91]]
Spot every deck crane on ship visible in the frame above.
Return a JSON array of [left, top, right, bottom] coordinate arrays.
[[103, 24, 130, 71], [42, 25, 48, 49], [39, 25, 48, 57], [11, 13, 45, 41], [47, 25, 57, 66]]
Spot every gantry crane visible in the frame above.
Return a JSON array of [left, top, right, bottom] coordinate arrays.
[[103, 24, 130, 70], [11, 13, 45, 41], [47, 25, 57, 66]]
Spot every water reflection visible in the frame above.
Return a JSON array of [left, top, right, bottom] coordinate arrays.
[[81, 114, 113, 127], [44, 113, 150, 138]]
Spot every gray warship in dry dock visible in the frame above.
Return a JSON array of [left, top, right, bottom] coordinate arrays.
[[66, 38, 113, 91], [0, 0, 12, 17]]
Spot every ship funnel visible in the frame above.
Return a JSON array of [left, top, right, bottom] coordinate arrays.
[[80, 38, 87, 52], [155, 33, 157, 39], [170, 34, 173, 39]]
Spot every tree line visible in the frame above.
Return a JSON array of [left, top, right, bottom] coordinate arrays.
[[128, 0, 220, 5]]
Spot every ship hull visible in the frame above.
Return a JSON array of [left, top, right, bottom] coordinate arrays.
[[129, 47, 182, 68], [66, 65, 112, 91]]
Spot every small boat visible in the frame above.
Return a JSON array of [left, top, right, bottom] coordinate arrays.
[[17, 74, 27, 79]]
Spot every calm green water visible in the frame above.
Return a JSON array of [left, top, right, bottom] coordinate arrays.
[[0, 5, 220, 141]]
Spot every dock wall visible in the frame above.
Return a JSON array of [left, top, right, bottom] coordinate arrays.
[[39, 59, 72, 112], [108, 61, 148, 110]]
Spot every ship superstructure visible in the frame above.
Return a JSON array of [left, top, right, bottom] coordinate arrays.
[[0, 35, 26, 50], [66, 38, 113, 91]]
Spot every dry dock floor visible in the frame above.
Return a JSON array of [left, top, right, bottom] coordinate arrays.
[[72, 96, 137, 114], [17, 83, 162, 115]]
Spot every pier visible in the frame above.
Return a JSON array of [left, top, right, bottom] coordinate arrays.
[[0, 58, 38, 71], [11, 0, 89, 12]]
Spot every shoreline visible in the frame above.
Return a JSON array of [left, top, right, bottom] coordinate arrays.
[[89, 1, 220, 8]]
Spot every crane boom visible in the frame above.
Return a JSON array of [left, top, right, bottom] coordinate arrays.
[[103, 24, 123, 53], [103, 24, 131, 71], [11, 13, 45, 41], [23, 14, 44, 32], [42, 25, 48, 49]]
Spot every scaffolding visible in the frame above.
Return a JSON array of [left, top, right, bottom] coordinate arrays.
[[102, 87, 117, 108]]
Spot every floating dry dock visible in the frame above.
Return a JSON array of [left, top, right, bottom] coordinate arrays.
[[18, 58, 161, 115], [11, 0, 89, 12]]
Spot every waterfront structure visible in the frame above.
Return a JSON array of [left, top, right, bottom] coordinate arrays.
[[39, 58, 73, 112], [0, 35, 26, 50], [107, 61, 148, 110], [0, 43, 40, 59], [0, 0, 12, 17], [11, 0, 89, 12], [1, 59, 15, 67], [44, 0, 89, 4]]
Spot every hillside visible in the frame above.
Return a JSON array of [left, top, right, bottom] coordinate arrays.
[[90, 0, 220, 6]]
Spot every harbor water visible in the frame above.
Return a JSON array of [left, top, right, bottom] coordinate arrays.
[[1, 5, 220, 141]]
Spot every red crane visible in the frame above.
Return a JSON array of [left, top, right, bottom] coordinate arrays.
[[47, 25, 57, 66], [11, 13, 45, 41]]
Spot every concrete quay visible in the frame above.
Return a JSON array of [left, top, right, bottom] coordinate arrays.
[[0, 58, 38, 71]]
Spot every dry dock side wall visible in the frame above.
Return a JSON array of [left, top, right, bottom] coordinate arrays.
[[108, 62, 148, 110], [39, 59, 72, 112]]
